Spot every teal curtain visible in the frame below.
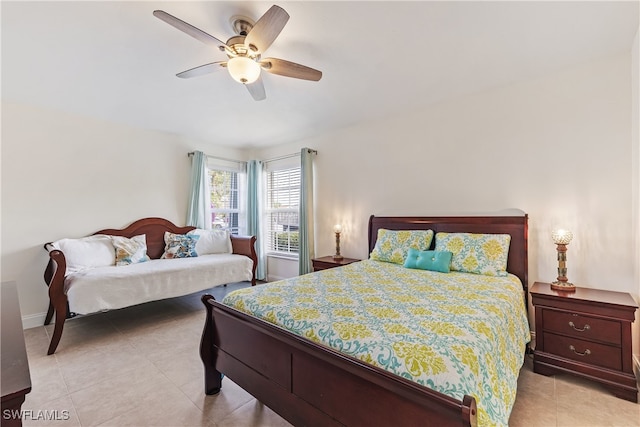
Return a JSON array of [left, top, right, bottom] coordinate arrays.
[[299, 148, 316, 275], [186, 151, 207, 228], [247, 160, 265, 281]]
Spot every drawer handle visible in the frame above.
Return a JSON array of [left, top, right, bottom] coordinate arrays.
[[568, 321, 590, 332], [569, 345, 591, 356]]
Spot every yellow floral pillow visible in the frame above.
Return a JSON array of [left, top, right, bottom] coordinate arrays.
[[434, 232, 511, 276], [370, 229, 434, 264]]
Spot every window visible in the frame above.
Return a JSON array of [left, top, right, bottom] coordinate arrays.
[[207, 159, 246, 235], [265, 166, 300, 256]]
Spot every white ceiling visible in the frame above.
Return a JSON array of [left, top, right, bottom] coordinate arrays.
[[2, 1, 638, 149]]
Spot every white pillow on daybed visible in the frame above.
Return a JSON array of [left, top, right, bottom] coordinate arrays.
[[188, 229, 232, 255], [52, 235, 116, 274]]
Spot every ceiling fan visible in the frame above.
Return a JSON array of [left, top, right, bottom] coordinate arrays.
[[153, 5, 322, 101]]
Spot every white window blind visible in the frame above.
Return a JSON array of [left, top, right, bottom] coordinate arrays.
[[265, 166, 300, 256]]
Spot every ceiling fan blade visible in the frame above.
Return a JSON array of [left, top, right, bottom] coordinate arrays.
[[177, 62, 227, 79], [244, 5, 289, 54], [153, 10, 228, 50], [260, 58, 322, 81], [245, 76, 266, 101]]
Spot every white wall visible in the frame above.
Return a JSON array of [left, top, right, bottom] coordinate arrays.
[[258, 53, 636, 353], [1, 102, 246, 327], [632, 27, 639, 367], [266, 256, 299, 282]]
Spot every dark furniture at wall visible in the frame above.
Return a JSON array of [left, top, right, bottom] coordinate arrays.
[[311, 255, 360, 271], [1, 281, 32, 427], [531, 281, 638, 402], [43, 217, 258, 355], [200, 214, 529, 427]]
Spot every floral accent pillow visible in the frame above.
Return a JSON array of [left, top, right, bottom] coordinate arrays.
[[370, 229, 434, 265], [434, 232, 511, 276], [161, 232, 199, 259], [112, 235, 151, 266]]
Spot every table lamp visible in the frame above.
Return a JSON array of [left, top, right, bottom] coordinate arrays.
[[551, 229, 575, 292], [333, 224, 343, 261]]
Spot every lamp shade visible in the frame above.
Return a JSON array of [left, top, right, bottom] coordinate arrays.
[[552, 229, 573, 245], [333, 224, 342, 234], [227, 57, 261, 84]]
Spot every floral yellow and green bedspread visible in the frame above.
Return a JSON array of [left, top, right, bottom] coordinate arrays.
[[222, 259, 530, 426]]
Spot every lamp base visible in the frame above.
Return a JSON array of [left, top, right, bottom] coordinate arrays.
[[551, 281, 576, 292], [332, 255, 343, 261]]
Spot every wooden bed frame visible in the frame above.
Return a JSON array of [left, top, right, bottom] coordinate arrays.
[[43, 217, 257, 355], [200, 214, 528, 427]]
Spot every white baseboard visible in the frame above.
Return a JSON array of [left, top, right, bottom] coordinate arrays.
[[266, 274, 287, 282], [634, 354, 640, 374], [22, 312, 47, 329]]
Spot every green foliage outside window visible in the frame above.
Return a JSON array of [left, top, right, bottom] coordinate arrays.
[[275, 231, 299, 253]]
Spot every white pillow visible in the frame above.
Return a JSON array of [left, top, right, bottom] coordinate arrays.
[[187, 229, 232, 255], [52, 235, 116, 274]]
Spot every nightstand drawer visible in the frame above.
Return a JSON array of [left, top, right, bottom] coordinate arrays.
[[313, 260, 339, 271], [543, 332, 622, 371], [312, 256, 360, 272], [543, 309, 621, 345]]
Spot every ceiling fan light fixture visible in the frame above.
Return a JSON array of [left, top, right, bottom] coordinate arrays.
[[227, 56, 261, 84], [154, 5, 322, 100]]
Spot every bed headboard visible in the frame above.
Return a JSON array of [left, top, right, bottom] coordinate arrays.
[[368, 215, 529, 291]]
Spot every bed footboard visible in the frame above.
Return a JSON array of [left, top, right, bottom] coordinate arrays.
[[200, 294, 223, 395], [200, 294, 477, 427]]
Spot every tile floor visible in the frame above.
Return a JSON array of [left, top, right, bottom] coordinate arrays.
[[20, 282, 640, 427]]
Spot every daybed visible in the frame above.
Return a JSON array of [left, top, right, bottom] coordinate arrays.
[[200, 214, 530, 427], [43, 217, 257, 355]]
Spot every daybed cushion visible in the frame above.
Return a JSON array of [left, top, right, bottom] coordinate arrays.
[[52, 235, 115, 274], [187, 229, 232, 255], [64, 254, 252, 315]]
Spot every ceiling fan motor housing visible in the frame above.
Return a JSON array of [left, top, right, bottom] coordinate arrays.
[[225, 35, 259, 60]]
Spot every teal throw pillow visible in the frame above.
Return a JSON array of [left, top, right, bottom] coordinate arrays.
[[403, 248, 453, 273]]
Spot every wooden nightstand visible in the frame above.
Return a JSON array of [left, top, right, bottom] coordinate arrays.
[[530, 282, 638, 402], [312, 256, 360, 272]]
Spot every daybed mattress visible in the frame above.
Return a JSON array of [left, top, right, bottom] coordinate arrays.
[[65, 253, 252, 315], [222, 259, 530, 426]]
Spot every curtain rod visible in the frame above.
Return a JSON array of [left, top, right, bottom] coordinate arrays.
[[187, 152, 247, 164], [264, 149, 317, 163], [188, 148, 317, 164]]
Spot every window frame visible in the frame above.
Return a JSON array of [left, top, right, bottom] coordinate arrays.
[[207, 159, 247, 236], [264, 160, 301, 259]]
